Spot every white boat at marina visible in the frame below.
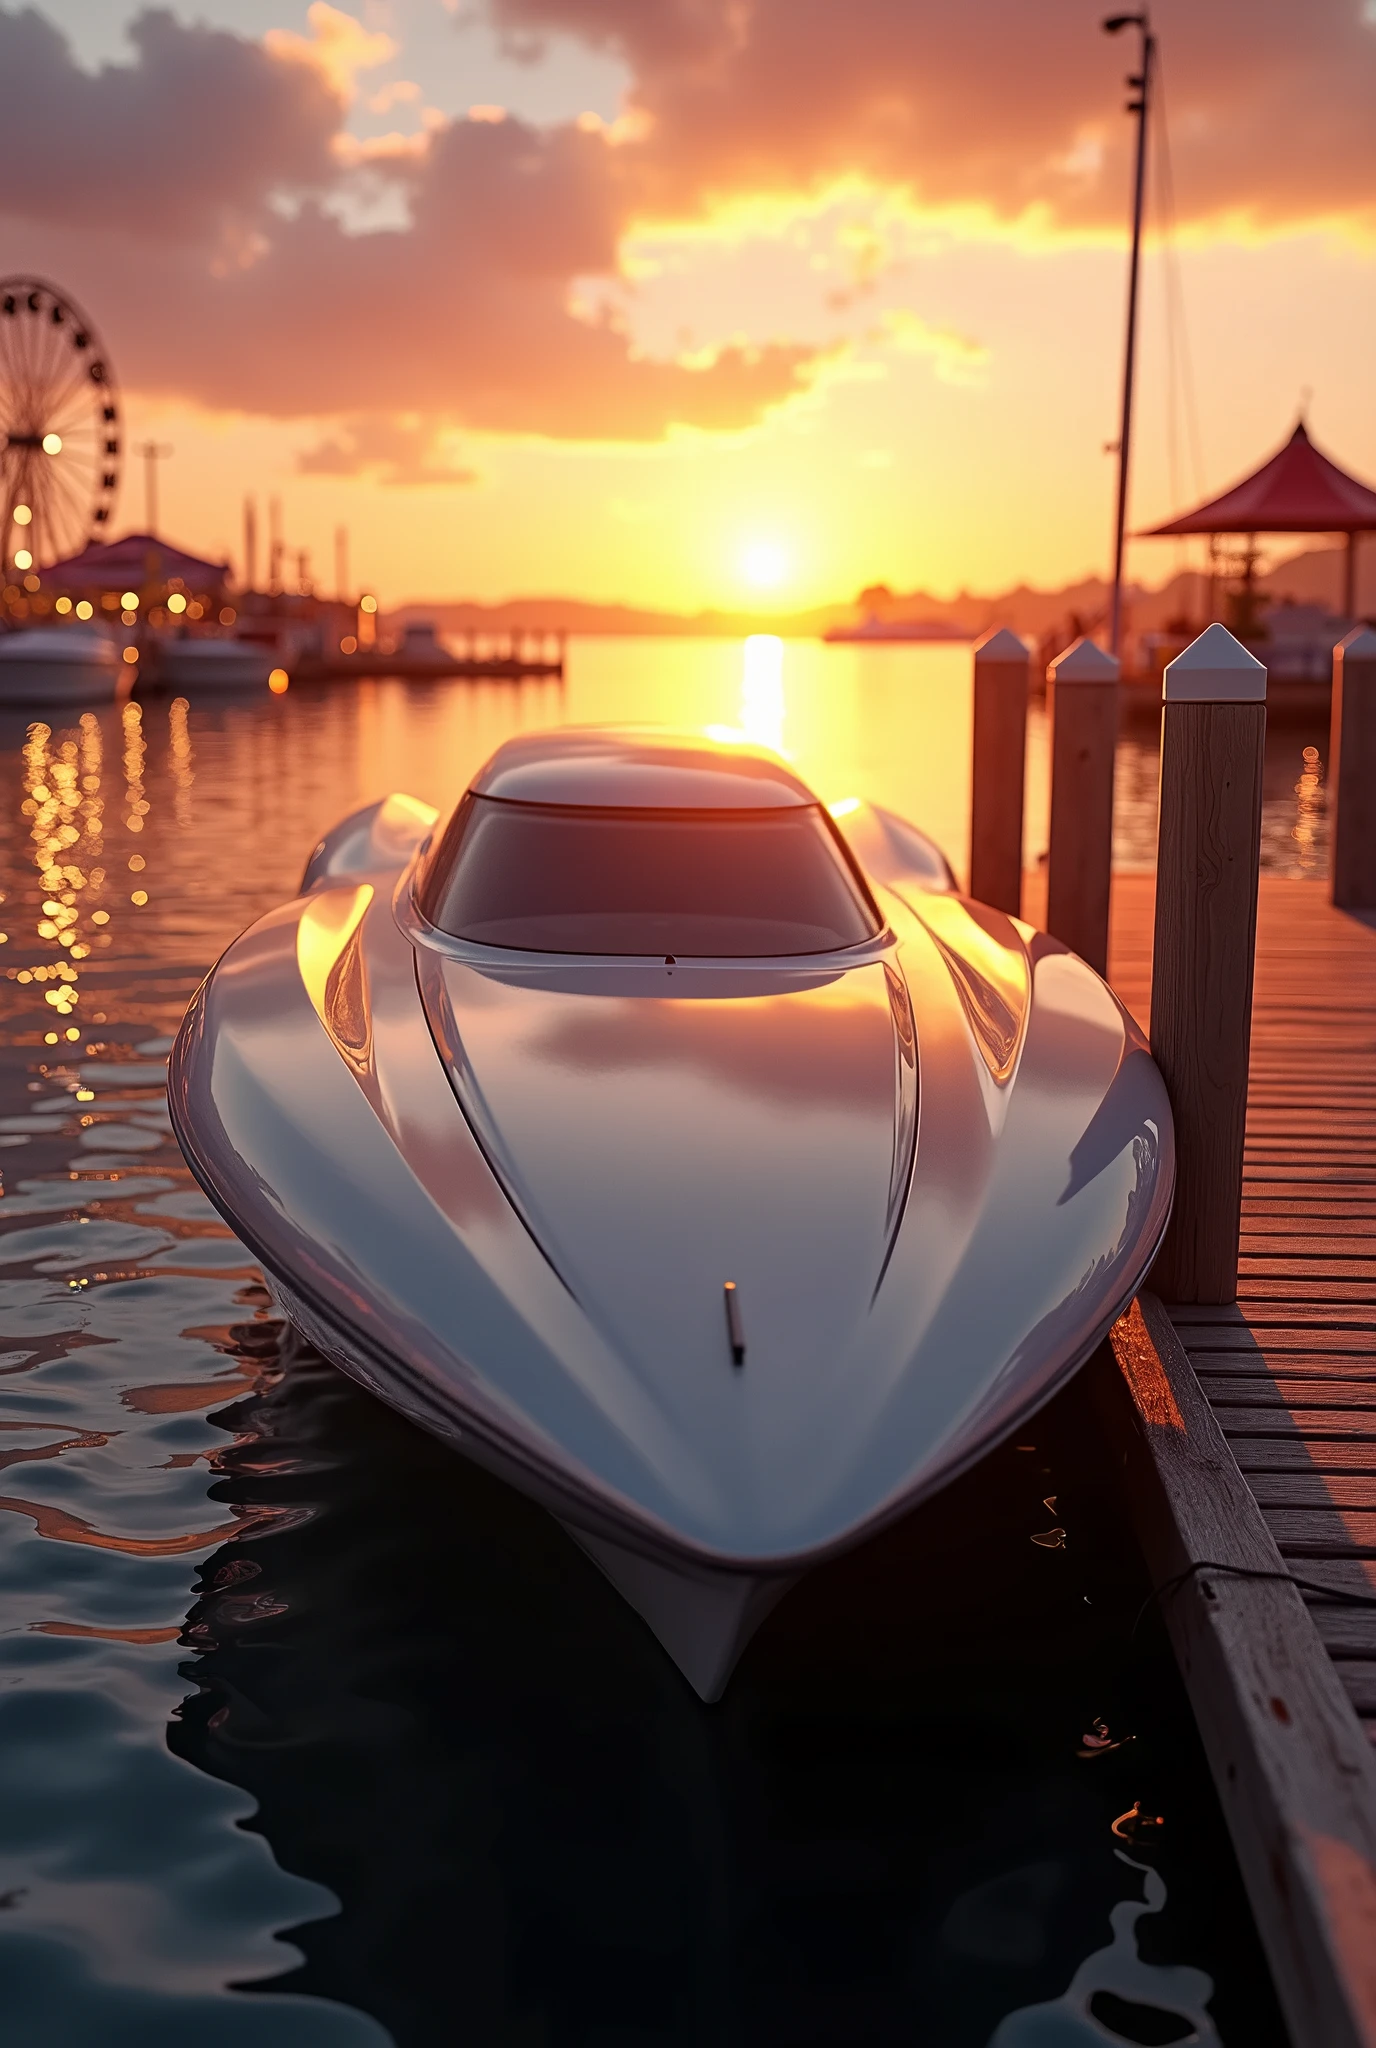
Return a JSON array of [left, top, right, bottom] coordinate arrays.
[[0, 625, 122, 706], [148, 636, 274, 692], [170, 728, 1174, 1701]]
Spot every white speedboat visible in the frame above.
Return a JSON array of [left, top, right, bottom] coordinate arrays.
[[169, 728, 1173, 1699], [148, 636, 273, 692], [0, 625, 122, 705]]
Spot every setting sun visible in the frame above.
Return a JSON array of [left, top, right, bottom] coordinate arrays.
[[739, 539, 791, 591]]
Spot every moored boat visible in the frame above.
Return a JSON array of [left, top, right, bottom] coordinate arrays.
[[0, 624, 122, 706], [146, 636, 274, 692], [170, 727, 1174, 1699]]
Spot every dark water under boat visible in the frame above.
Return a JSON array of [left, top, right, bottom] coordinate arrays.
[[0, 642, 1307, 2044]]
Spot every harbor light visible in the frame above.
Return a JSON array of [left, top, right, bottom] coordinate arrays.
[[12, 504, 30, 525], [75, 600, 92, 619], [167, 591, 186, 614], [359, 594, 377, 613], [122, 646, 138, 665], [13, 548, 32, 570], [55, 596, 71, 615], [42, 433, 62, 454], [268, 668, 289, 694], [121, 590, 139, 609]]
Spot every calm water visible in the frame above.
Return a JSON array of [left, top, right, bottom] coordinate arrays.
[[0, 640, 1292, 2045]]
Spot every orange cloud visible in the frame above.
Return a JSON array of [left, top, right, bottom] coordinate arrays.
[[264, 2, 396, 102], [0, 7, 341, 238], [297, 416, 479, 484], [0, 10, 814, 442], [5, 0, 1366, 469], [491, 0, 1376, 236]]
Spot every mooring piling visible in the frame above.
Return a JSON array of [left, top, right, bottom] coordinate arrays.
[[968, 627, 1030, 914], [1330, 625, 1376, 913], [1148, 622, 1267, 1304], [1045, 636, 1119, 977]]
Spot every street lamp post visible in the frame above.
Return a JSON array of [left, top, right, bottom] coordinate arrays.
[[1104, 11, 1154, 664], [137, 440, 173, 539]]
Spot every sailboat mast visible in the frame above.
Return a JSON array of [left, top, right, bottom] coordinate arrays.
[[1105, 12, 1154, 661]]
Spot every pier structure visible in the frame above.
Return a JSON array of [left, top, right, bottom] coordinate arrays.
[[976, 621, 1376, 2046], [295, 626, 567, 683]]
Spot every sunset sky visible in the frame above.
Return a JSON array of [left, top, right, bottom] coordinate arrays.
[[5, 0, 1376, 608]]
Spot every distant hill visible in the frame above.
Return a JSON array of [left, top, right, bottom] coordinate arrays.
[[383, 595, 847, 637], [386, 542, 1371, 643]]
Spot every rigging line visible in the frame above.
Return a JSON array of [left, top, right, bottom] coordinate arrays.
[[1152, 52, 1204, 501], [1150, 101, 1182, 560]]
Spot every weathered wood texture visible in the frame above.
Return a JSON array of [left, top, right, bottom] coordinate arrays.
[[1046, 675, 1117, 976], [1331, 636, 1376, 913], [1021, 867, 1376, 2036], [1094, 1296, 1376, 2048], [968, 639, 1029, 916], [1150, 701, 1267, 1302]]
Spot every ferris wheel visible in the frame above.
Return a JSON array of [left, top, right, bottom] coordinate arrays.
[[0, 276, 120, 579]]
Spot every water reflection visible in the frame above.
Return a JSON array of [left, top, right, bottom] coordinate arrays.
[[0, 649, 1304, 2043], [168, 696, 194, 830], [1291, 743, 1325, 873], [740, 633, 786, 754], [14, 716, 107, 1042], [990, 1855, 1219, 2046], [166, 1326, 1274, 2045]]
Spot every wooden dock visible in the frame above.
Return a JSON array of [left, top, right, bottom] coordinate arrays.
[[294, 630, 567, 684], [1031, 868, 1376, 2046], [1107, 869, 1376, 1711]]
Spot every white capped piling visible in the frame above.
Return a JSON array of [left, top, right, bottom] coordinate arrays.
[[1330, 626, 1376, 912], [1150, 623, 1267, 1304], [968, 627, 1030, 914], [1045, 636, 1120, 977]]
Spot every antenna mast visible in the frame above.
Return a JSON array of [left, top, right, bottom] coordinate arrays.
[[1103, 11, 1154, 661]]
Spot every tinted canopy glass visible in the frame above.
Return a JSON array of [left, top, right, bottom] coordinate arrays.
[[419, 796, 883, 957]]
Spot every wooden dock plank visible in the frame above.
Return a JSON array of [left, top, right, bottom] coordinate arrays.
[[1096, 875, 1376, 2046], [1095, 1296, 1376, 2048]]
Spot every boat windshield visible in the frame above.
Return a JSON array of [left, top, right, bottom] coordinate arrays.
[[418, 796, 883, 957]]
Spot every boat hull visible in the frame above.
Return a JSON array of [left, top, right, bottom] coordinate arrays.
[[170, 787, 1174, 1699], [0, 664, 121, 704], [150, 641, 273, 691]]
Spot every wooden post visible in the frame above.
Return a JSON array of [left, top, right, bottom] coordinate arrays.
[[1330, 626, 1376, 911], [1045, 636, 1119, 976], [1149, 623, 1267, 1304], [968, 627, 1030, 913]]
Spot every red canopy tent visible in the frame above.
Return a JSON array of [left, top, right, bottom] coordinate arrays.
[[43, 531, 229, 597], [1141, 420, 1376, 620]]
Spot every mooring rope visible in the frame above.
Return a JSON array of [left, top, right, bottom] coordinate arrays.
[[1134, 1558, 1376, 1639]]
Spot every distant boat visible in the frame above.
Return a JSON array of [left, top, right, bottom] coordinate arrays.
[[396, 620, 450, 666], [147, 636, 273, 693], [823, 616, 972, 644], [0, 625, 122, 706]]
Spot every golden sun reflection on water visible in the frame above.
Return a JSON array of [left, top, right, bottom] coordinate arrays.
[[740, 634, 786, 755], [0, 638, 1331, 1047], [12, 715, 114, 1040]]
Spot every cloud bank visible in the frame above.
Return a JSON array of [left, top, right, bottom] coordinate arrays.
[[0, 1, 1370, 454], [492, 0, 1376, 234]]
